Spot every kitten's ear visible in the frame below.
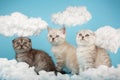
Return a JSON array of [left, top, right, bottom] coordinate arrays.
[[28, 38, 31, 42], [88, 30, 95, 36], [12, 39, 15, 43], [47, 26, 52, 32], [60, 27, 66, 34]]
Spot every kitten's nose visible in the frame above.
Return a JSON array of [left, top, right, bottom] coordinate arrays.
[[20, 45, 23, 49], [82, 36, 84, 40], [52, 38, 55, 41]]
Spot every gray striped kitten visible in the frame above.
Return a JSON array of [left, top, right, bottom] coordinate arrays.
[[12, 37, 56, 74], [76, 30, 111, 72]]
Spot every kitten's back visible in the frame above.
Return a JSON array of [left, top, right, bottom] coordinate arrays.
[[30, 49, 56, 72], [95, 47, 111, 67]]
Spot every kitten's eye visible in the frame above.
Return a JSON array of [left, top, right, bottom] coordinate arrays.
[[49, 35, 52, 37], [79, 33, 82, 36], [85, 34, 89, 37], [56, 35, 59, 38]]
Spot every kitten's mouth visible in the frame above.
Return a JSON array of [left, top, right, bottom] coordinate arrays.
[[19, 47, 25, 50], [81, 39, 84, 40], [15, 48, 25, 51], [52, 40, 55, 42], [51, 41, 57, 44], [20, 48, 25, 50], [80, 39, 88, 43], [80, 39, 85, 41], [15, 48, 30, 52], [51, 39, 56, 43], [51, 41, 59, 45]]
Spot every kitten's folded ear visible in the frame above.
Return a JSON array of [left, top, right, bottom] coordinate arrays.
[[12, 39, 15, 43], [12, 38, 17, 43], [28, 38, 31, 42]]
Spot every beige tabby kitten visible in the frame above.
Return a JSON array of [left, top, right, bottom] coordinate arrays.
[[47, 27, 79, 74], [76, 30, 111, 72], [12, 37, 56, 74]]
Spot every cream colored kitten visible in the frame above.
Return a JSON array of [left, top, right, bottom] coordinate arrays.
[[76, 30, 111, 72], [47, 27, 79, 74]]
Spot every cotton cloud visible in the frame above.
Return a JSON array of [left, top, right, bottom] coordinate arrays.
[[52, 6, 92, 27], [0, 58, 120, 80], [0, 12, 48, 37], [95, 26, 120, 53]]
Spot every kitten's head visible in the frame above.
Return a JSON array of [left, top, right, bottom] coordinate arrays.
[[76, 30, 96, 46], [47, 27, 66, 45], [12, 37, 32, 53]]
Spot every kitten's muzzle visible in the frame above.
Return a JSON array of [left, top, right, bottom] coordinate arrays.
[[52, 38, 55, 41], [19, 45, 24, 49], [82, 36, 84, 40]]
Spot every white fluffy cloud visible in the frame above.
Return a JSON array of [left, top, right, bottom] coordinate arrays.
[[52, 6, 92, 27], [95, 26, 120, 53], [0, 12, 48, 37], [0, 58, 120, 80]]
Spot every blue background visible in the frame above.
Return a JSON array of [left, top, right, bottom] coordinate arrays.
[[0, 0, 120, 67]]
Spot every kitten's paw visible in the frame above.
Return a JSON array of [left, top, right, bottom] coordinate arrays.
[[71, 69, 79, 75], [71, 71, 79, 75], [79, 68, 84, 73]]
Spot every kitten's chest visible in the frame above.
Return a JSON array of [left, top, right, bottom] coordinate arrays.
[[76, 47, 90, 65], [77, 47, 93, 59], [77, 47, 89, 53], [16, 56, 28, 63], [16, 53, 33, 64], [17, 57, 28, 62], [52, 45, 66, 57]]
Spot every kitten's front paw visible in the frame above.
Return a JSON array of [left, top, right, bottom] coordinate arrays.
[[84, 66, 92, 70], [71, 71, 79, 75], [79, 68, 84, 73]]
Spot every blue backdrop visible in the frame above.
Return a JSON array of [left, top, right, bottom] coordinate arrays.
[[0, 0, 120, 67]]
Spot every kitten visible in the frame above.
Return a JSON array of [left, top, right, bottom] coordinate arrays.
[[76, 30, 111, 72], [47, 27, 79, 74], [12, 37, 56, 74]]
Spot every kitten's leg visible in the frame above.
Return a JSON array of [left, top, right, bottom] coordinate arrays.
[[84, 58, 95, 70], [34, 62, 48, 75], [71, 68, 79, 75], [79, 65, 84, 73], [56, 58, 64, 71]]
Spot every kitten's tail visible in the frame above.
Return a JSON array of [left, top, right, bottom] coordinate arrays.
[[57, 70, 67, 74], [54, 69, 67, 75]]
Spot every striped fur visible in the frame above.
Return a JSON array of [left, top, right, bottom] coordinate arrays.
[[76, 30, 111, 72], [12, 37, 56, 74]]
